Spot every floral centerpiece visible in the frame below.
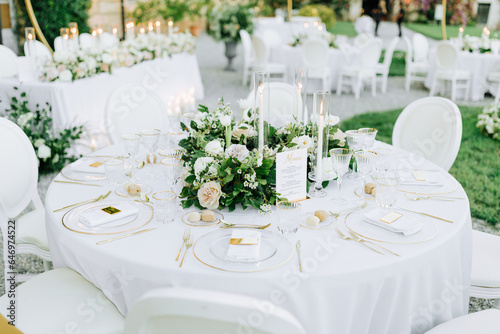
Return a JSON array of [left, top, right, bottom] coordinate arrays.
[[206, 0, 255, 42], [178, 98, 346, 213], [477, 103, 500, 140], [290, 32, 338, 48], [462, 35, 493, 53]]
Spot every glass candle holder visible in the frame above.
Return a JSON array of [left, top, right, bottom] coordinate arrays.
[[253, 72, 270, 154], [294, 68, 308, 122]]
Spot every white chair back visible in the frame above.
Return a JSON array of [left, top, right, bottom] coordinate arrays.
[[262, 29, 283, 46], [79, 33, 93, 50], [354, 16, 375, 35], [124, 288, 306, 334], [436, 41, 458, 71], [392, 97, 462, 171], [246, 82, 301, 127], [0, 118, 39, 218], [382, 37, 400, 68], [360, 40, 382, 68], [101, 32, 118, 48], [54, 36, 65, 52], [105, 85, 169, 144], [253, 35, 270, 63], [0, 45, 19, 78], [412, 33, 429, 63], [239, 30, 253, 61], [301, 38, 328, 69], [23, 40, 52, 60], [403, 35, 413, 65]]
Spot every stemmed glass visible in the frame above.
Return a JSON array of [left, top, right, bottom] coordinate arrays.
[[359, 128, 378, 151], [345, 130, 365, 180], [121, 133, 141, 180], [161, 157, 183, 193], [330, 148, 353, 207], [140, 129, 161, 179], [354, 151, 378, 201]]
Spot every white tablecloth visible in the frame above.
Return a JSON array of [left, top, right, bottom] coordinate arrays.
[[0, 54, 204, 132], [45, 142, 472, 334], [255, 19, 327, 45], [425, 50, 500, 101]]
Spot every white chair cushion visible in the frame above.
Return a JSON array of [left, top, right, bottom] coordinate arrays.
[[472, 230, 500, 288], [425, 309, 500, 333], [0, 268, 124, 334], [16, 209, 50, 251]]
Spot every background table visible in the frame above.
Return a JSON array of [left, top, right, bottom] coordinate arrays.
[[44, 142, 472, 333], [254, 18, 327, 45], [0, 53, 204, 134]]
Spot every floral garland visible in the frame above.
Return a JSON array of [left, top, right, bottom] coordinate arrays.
[[41, 32, 196, 82], [178, 98, 346, 213], [290, 32, 338, 48], [477, 103, 500, 141], [462, 35, 496, 53]]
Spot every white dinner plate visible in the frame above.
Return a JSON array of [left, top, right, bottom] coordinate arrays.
[[61, 157, 106, 182], [209, 230, 277, 263], [398, 170, 458, 195]]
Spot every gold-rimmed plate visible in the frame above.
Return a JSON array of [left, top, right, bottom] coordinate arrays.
[[181, 210, 224, 227], [354, 188, 375, 201], [115, 184, 153, 198], [61, 158, 106, 182], [62, 199, 154, 235], [398, 170, 458, 195], [300, 212, 336, 230], [344, 210, 438, 244], [193, 229, 294, 272]]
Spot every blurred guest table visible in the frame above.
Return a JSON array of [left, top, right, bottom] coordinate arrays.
[[44, 142, 472, 334], [254, 17, 326, 44]]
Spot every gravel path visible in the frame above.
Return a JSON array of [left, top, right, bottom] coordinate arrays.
[[1, 24, 498, 316]]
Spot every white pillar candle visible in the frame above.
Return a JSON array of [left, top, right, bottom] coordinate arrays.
[[297, 82, 302, 122], [316, 100, 324, 181], [125, 22, 135, 40], [168, 20, 173, 35], [258, 89, 264, 153], [156, 21, 161, 34], [458, 26, 464, 41]]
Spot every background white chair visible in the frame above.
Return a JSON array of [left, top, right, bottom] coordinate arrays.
[[252, 35, 287, 83], [412, 33, 429, 65], [261, 29, 283, 47], [246, 82, 302, 127], [0, 268, 124, 333], [425, 308, 500, 333], [124, 287, 306, 334], [105, 85, 169, 144], [0, 45, 19, 78], [0, 118, 52, 292], [392, 97, 462, 171], [429, 41, 471, 101], [23, 40, 52, 60], [337, 39, 382, 99], [354, 16, 375, 35], [240, 29, 255, 86], [301, 38, 331, 92], [375, 37, 399, 94], [404, 35, 429, 91], [487, 71, 500, 103], [79, 32, 93, 50]]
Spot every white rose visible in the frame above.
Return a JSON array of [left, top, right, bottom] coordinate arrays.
[[205, 140, 224, 156], [194, 156, 214, 175], [291, 135, 313, 152], [220, 115, 231, 127], [102, 53, 114, 64], [197, 181, 222, 210], [17, 113, 34, 127], [86, 58, 97, 69], [232, 124, 255, 140], [194, 112, 207, 126], [330, 129, 347, 147], [34, 138, 45, 148], [225, 144, 249, 162], [327, 115, 341, 126], [59, 70, 73, 82], [53, 51, 69, 63], [37, 144, 51, 160]]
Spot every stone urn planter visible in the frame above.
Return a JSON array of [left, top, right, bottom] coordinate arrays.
[[224, 40, 238, 71]]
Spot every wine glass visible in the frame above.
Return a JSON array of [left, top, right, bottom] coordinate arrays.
[[140, 129, 161, 179], [354, 151, 378, 201], [330, 148, 353, 207], [161, 157, 183, 193], [345, 130, 365, 180], [121, 134, 140, 160], [359, 128, 378, 151]]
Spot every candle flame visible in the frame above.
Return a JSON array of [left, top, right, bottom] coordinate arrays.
[[168, 21, 173, 27], [97, 28, 103, 34], [113, 27, 118, 34], [28, 33, 33, 40], [304, 23, 309, 29], [92, 30, 97, 37], [156, 21, 161, 27], [459, 26, 464, 33]]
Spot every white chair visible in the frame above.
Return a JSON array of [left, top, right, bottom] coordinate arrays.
[[252, 35, 287, 82], [0, 268, 124, 333], [392, 97, 462, 171], [375, 37, 399, 94], [301, 38, 331, 92], [79, 33, 93, 50], [23, 40, 52, 60], [404, 35, 429, 91], [425, 309, 500, 333], [470, 230, 500, 309], [101, 32, 118, 48], [246, 82, 302, 127], [412, 33, 429, 64], [354, 16, 375, 35], [487, 71, 500, 103], [0, 118, 52, 291], [105, 85, 169, 144], [0, 45, 19, 78], [124, 287, 306, 334], [429, 41, 471, 101], [337, 39, 382, 99], [240, 29, 255, 86]]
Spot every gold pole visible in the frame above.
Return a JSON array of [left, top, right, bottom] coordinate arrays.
[[441, 0, 447, 40], [24, 0, 53, 53], [287, 0, 292, 22]]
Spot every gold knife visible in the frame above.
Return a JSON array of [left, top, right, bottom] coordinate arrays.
[[55, 180, 103, 187], [399, 207, 454, 223], [296, 240, 304, 272], [96, 227, 157, 245]]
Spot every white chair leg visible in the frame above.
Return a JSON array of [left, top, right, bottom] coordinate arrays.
[[337, 75, 343, 96], [464, 78, 470, 101], [429, 77, 437, 97], [451, 80, 457, 101], [242, 66, 248, 86], [354, 77, 362, 99], [382, 74, 387, 94], [405, 72, 411, 91], [371, 76, 376, 97]]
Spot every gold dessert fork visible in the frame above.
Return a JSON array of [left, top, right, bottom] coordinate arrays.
[[179, 235, 194, 268], [176, 228, 191, 261]]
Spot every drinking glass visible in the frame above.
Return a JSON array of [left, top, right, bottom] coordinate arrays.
[[140, 129, 161, 179], [152, 191, 177, 223], [158, 149, 183, 160], [161, 157, 183, 193], [122, 134, 141, 160], [276, 201, 302, 236], [330, 148, 353, 207], [345, 130, 365, 180], [373, 147, 394, 173], [354, 151, 377, 201], [359, 128, 378, 151], [104, 158, 125, 185], [373, 171, 400, 208]]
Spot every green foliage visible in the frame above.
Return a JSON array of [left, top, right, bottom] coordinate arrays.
[[1, 88, 84, 174], [406, 23, 500, 40], [15, 0, 92, 53], [298, 4, 335, 29], [132, 0, 209, 23], [341, 106, 500, 226], [207, 0, 256, 42]]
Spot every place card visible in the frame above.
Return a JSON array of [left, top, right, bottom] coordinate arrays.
[[101, 206, 121, 215], [89, 161, 103, 168], [411, 170, 426, 181], [230, 238, 259, 245], [380, 212, 403, 224], [276, 149, 307, 201]]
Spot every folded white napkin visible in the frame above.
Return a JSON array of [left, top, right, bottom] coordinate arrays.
[[80, 203, 139, 227], [226, 230, 261, 261], [363, 208, 424, 236], [71, 159, 105, 174], [399, 170, 443, 187]]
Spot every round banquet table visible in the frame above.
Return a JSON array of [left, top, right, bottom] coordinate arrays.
[[45, 142, 472, 334]]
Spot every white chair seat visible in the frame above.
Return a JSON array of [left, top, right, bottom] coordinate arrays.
[[472, 231, 500, 288], [309, 66, 332, 78], [0, 268, 124, 334], [412, 62, 429, 72], [16, 209, 49, 251], [253, 62, 287, 73], [435, 69, 471, 80], [340, 66, 376, 77], [425, 309, 500, 333]]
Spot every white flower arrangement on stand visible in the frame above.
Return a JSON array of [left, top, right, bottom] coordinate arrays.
[[477, 103, 500, 140]]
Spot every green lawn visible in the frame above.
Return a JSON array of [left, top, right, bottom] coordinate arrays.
[[406, 23, 500, 40], [341, 106, 500, 225], [380, 50, 406, 77], [329, 21, 357, 37]]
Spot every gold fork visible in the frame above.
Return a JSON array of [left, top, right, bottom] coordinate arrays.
[[176, 228, 191, 261], [53, 190, 111, 212], [333, 225, 385, 255], [347, 230, 401, 257], [179, 235, 194, 268], [330, 202, 368, 218]]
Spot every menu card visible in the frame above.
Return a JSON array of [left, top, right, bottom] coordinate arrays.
[[276, 149, 307, 201]]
